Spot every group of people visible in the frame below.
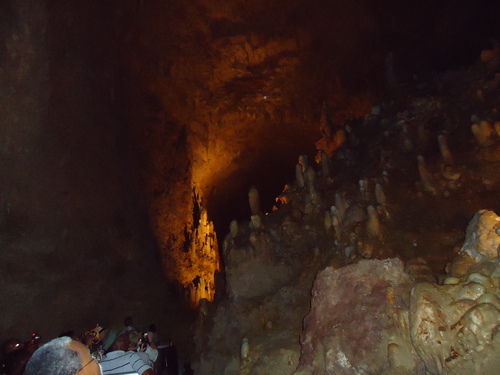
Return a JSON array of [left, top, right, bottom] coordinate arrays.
[[1, 317, 179, 375]]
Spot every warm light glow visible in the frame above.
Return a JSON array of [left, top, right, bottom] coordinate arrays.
[[183, 206, 221, 306]]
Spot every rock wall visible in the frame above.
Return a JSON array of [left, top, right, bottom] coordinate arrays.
[[0, 0, 181, 343]]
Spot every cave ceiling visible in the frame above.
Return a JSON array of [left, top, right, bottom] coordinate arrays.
[[114, 0, 500, 289]]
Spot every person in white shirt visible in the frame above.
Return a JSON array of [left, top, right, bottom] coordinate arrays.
[[99, 335, 153, 375]]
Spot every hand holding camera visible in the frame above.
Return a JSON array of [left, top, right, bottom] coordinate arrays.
[[139, 333, 149, 351]]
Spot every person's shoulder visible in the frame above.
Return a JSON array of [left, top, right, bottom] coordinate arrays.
[[125, 351, 143, 360], [127, 351, 152, 373], [101, 350, 127, 361]]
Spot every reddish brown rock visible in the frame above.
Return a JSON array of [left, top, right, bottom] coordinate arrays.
[[294, 259, 421, 375]]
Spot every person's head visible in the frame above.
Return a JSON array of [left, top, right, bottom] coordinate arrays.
[[81, 333, 94, 348], [24, 337, 102, 375], [109, 334, 129, 352], [98, 328, 108, 343], [127, 330, 140, 349], [58, 331, 80, 342], [123, 317, 133, 327]]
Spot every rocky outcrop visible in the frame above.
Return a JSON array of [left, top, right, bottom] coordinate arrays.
[[294, 210, 500, 375], [410, 263, 500, 375], [294, 258, 420, 375], [447, 209, 500, 277]]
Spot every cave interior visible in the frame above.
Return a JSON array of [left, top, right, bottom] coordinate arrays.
[[1, 0, 500, 374]]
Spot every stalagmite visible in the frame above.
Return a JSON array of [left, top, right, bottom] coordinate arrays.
[[359, 179, 368, 198], [240, 337, 250, 361], [366, 205, 382, 239], [309, 183, 320, 206], [295, 163, 305, 188], [250, 214, 262, 229], [417, 155, 437, 195], [438, 134, 454, 165], [494, 121, 500, 137], [324, 210, 332, 232], [330, 206, 340, 235], [471, 121, 493, 147], [248, 186, 261, 215], [306, 168, 320, 205], [375, 183, 386, 204], [344, 245, 355, 259], [305, 167, 316, 186], [382, 170, 389, 184], [298, 155, 308, 172], [335, 193, 349, 222], [229, 220, 238, 238]]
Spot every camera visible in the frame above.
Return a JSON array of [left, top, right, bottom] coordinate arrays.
[[30, 333, 41, 345], [141, 333, 149, 346]]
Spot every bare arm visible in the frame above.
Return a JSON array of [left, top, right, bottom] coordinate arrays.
[[141, 369, 155, 375]]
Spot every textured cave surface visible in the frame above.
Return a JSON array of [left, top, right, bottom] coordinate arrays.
[[2, 0, 500, 374], [197, 56, 500, 374]]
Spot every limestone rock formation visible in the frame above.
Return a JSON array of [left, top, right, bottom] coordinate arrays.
[[447, 209, 500, 277], [294, 258, 419, 375], [410, 265, 500, 375], [293, 210, 500, 375], [195, 50, 500, 371]]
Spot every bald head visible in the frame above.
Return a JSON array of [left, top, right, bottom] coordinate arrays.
[[111, 334, 130, 351]]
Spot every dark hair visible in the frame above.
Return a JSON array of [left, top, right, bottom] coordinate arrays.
[[24, 337, 81, 375]]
